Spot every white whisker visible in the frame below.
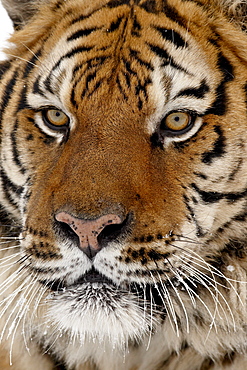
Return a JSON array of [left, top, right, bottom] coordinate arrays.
[[8, 276, 38, 365], [146, 285, 153, 351], [173, 243, 245, 306], [0, 243, 20, 248], [164, 273, 190, 334], [149, 271, 179, 337], [176, 257, 235, 331]]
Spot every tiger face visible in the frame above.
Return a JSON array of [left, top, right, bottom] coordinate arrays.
[[1, 0, 247, 369]]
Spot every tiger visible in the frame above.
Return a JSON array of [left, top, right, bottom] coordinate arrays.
[[1, 0, 247, 369]]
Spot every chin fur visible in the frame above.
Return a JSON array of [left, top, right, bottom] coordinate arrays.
[[46, 283, 154, 349]]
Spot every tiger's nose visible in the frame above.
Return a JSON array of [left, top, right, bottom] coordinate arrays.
[[55, 212, 122, 259]]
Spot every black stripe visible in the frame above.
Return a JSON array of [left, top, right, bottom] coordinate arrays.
[[154, 27, 188, 48], [193, 172, 208, 180], [107, 0, 130, 8], [28, 243, 61, 260], [70, 88, 78, 109], [181, 0, 206, 7], [135, 77, 152, 99], [206, 82, 226, 116], [163, 3, 187, 28], [233, 210, 247, 222], [43, 75, 56, 95], [228, 158, 243, 182], [72, 64, 84, 76], [147, 44, 170, 61], [191, 183, 247, 203], [124, 70, 131, 88], [150, 131, 164, 149], [201, 125, 226, 164], [87, 78, 105, 98], [107, 17, 123, 32], [183, 194, 204, 236], [0, 70, 19, 125], [67, 28, 98, 42], [131, 15, 142, 37], [23, 50, 42, 79], [81, 70, 97, 98], [147, 43, 189, 73], [0, 168, 24, 195], [59, 46, 94, 61], [123, 58, 138, 76], [51, 0, 66, 11], [10, 119, 27, 175], [33, 76, 45, 96], [0, 60, 11, 79], [129, 49, 154, 70], [70, 8, 102, 25], [138, 98, 143, 110], [87, 55, 110, 69], [0, 167, 23, 208], [140, 0, 158, 13], [17, 85, 30, 111], [176, 79, 209, 99], [44, 46, 93, 93], [116, 75, 128, 100], [244, 82, 247, 107], [205, 53, 234, 116], [218, 53, 234, 82]]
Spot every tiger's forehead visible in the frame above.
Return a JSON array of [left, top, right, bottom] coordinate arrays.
[[28, 0, 220, 130]]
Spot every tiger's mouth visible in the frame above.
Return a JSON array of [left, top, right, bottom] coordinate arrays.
[[41, 267, 168, 314], [75, 267, 114, 285], [40, 267, 115, 291]]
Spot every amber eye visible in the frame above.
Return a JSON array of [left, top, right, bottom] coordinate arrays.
[[42, 109, 69, 129], [161, 111, 192, 133]]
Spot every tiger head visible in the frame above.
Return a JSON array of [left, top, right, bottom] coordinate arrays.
[[1, 0, 247, 369]]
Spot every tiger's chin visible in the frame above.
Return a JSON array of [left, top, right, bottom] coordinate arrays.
[[46, 281, 153, 351]]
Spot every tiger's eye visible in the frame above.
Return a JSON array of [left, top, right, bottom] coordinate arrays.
[[164, 112, 191, 131], [43, 109, 69, 128]]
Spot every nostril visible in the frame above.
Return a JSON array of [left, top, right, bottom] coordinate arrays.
[[97, 213, 132, 248], [56, 220, 80, 246]]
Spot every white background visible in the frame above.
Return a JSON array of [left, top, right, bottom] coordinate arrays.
[[0, 3, 14, 60]]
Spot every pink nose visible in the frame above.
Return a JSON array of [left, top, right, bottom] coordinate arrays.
[[55, 212, 122, 258]]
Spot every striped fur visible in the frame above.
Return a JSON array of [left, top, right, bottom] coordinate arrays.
[[1, 0, 247, 369]]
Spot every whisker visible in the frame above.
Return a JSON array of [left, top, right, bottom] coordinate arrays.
[[171, 243, 245, 305], [0, 264, 29, 298], [176, 257, 235, 330], [5, 53, 39, 67], [176, 253, 227, 288], [22, 275, 42, 354], [0, 256, 23, 280], [146, 284, 153, 351], [20, 43, 51, 74], [0, 273, 33, 340], [0, 251, 21, 264], [0, 224, 21, 228], [149, 271, 179, 337], [8, 276, 38, 365], [169, 266, 218, 333], [164, 272, 190, 334], [0, 243, 21, 248]]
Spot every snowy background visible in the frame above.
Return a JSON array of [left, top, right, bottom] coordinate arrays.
[[0, 3, 13, 60]]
